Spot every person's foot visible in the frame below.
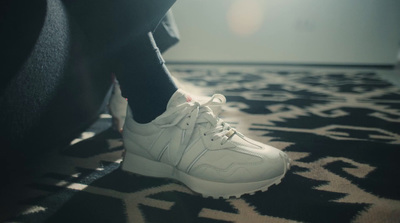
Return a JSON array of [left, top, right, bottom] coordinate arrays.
[[121, 89, 290, 198]]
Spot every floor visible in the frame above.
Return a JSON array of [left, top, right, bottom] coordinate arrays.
[[3, 63, 400, 222], [169, 62, 400, 88]]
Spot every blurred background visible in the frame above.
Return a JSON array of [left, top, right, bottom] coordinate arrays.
[[164, 0, 400, 66]]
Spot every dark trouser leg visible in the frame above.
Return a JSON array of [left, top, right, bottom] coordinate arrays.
[[64, 0, 176, 58], [116, 32, 177, 123], [154, 10, 180, 54], [66, 0, 178, 123]]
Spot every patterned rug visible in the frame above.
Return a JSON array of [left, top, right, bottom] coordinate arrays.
[[3, 66, 400, 223]]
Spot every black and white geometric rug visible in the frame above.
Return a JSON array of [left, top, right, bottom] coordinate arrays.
[[4, 66, 400, 222]]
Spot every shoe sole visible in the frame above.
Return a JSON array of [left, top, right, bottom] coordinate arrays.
[[121, 151, 290, 199]]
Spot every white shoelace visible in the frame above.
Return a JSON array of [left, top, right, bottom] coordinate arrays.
[[154, 94, 237, 152]]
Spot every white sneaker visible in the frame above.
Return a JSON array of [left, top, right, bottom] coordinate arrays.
[[121, 89, 290, 198]]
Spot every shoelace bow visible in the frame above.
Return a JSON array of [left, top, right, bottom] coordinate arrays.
[[155, 94, 237, 151]]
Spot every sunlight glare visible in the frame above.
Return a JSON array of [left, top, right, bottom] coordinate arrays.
[[226, 0, 265, 37]]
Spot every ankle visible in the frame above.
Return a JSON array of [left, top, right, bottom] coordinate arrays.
[[128, 102, 165, 124]]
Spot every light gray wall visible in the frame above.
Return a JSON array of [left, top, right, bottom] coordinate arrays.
[[164, 0, 400, 65]]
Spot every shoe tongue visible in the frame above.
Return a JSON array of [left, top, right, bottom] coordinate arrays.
[[166, 89, 193, 109]]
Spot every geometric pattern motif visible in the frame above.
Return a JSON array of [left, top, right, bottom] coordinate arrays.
[[5, 66, 400, 222]]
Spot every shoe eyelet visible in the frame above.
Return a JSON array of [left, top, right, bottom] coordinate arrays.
[[211, 139, 214, 141], [186, 123, 189, 126], [203, 133, 206, 136]]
